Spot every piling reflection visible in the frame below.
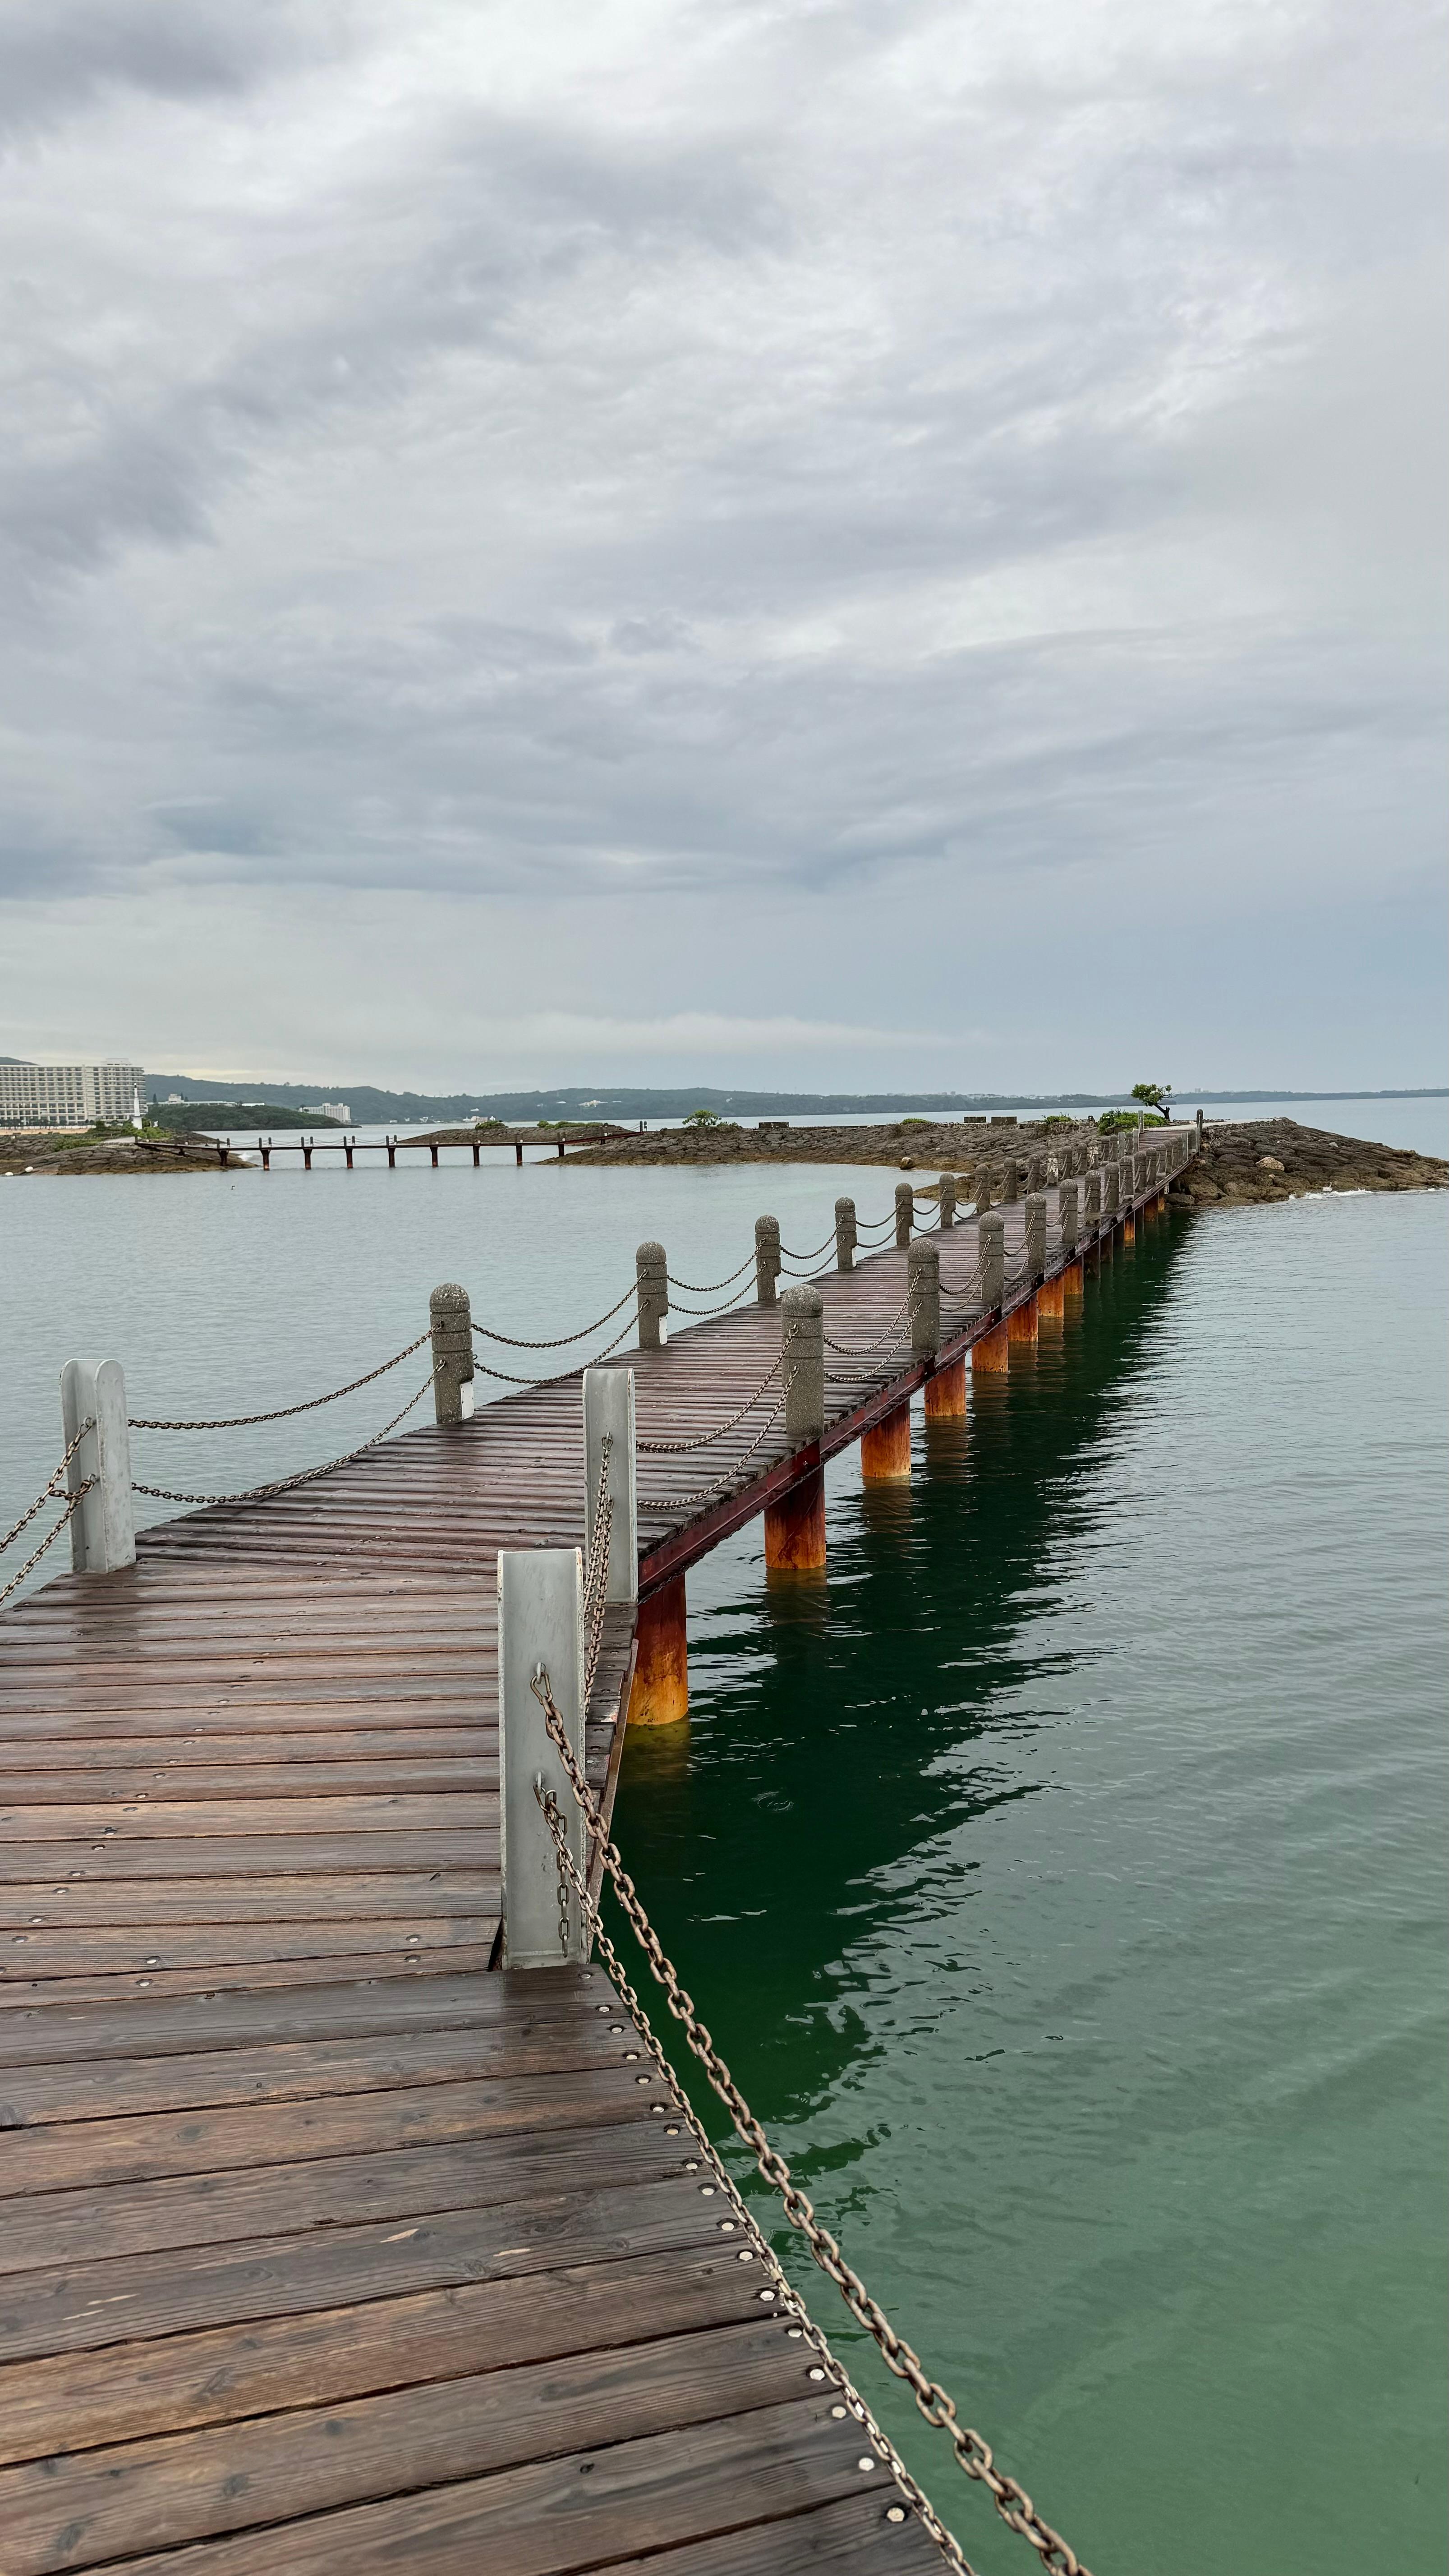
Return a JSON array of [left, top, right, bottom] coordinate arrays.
[[613, 1218, 1191, 2132]]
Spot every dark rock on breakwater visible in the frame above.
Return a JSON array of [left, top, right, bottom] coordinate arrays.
[[0, 1131, 252, 1175], [1169, 1119, 1446, 1206]]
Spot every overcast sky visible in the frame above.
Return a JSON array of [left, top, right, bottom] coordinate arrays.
[[1, 0, 1444, 1092]]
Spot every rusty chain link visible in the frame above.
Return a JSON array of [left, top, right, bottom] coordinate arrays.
[[530, 1668, 1092, 2576], [644, 1394, 787, 1513], [532, 1772, 975, 2571], [667, 1252, 758, 1295], [129, 1336, 430, 1431], [0, 1480, 94, 1607], [469, 1312, 639, 1385], [637, 1357, 782, 1454], [133, 1371, 435, 1509], [1, 1419, 94, 1556], [470, 1281, 638, 1349], [581, 1432, 613, 1707]]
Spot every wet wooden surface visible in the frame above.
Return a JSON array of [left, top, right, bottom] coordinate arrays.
[[0, 1172, 1154, 2570]]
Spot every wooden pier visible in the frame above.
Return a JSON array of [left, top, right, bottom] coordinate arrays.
[[0, 1137, 1190, 2572]]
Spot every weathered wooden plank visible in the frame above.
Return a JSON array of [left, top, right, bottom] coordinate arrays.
[[0, 2063, 665, 2191], [0, 2176, 731, 2360], [0, 2321, 816, 2572], [0, 1872, 496, 1927], [0, 2121, 696, 2272], [1, 2013, 662, 2126], [92, 2400, 900, 2576], [1, 1943, 502, 2008], [0, 2245, 766, 2463]]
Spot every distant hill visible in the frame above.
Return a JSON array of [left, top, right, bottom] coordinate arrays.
[[140, 1074, 1449, 1122]]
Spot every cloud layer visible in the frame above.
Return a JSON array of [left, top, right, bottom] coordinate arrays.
[[1, 0, 1444, 1086]]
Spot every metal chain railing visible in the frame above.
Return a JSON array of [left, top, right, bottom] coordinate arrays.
[[0, 1480, 94, 1606], [532, 1782, 976, 2571], [470, 1282, 637, 1349], [668, 1276, 762, 1320], [530, 1669, 1092, 2576], [1, 1419, 93, 1555], [133, 1371, 435, 1509], [644, 1395, 787, 1512], [129, 1335, 431, 1431], [822, 1297, 911, 1359], [637, 1357, 782, 1454], [470, 1312, 639, 1384], [667, 1252, 758, 1295], [582, 1433, 613, 1705]]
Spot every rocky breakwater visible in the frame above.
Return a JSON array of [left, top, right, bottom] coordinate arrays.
[[1171, 1118, 1447, 1207], [1, 1130, 253, 1176], [564, 1117, 1038, 1170]]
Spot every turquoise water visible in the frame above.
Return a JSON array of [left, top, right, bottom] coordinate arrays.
[[2, 1156, 1444, 2573], [614, 1194, 1448, 2576]]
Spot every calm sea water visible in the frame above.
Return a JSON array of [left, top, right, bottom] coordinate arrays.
[[1, 1125, 1444, 2575]]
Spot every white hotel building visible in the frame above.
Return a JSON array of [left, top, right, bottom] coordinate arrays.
[[0, 1062, 147, 1129]]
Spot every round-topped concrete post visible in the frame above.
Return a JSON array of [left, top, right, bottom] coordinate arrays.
[[1103, 1164, 1119, 1219], [835, 1196, 857, 1272], [909, 1238, 940, 1360], [430, 1283, 475, 1424], [1059, 1179, 1079, 1259], [1023, 1193, 1046, 1283], [755, 1215, 782, 1307], [636, 1242, 668, 1349], [767, 1287, 827, 1570], [1084, 1170, 1102, 1226], [972, 1164, 993, 1212], [782, 1285, 825, 1442], [895, 1182, 914, 1250], [1000, 1160, 1020, 1205], [972, 1212, 1009, 1371], [938, 1171, 957, 1229]]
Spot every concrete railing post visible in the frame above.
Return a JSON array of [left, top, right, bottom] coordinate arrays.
[[755, 1215, 782, 1307], [1103, 1165, 1119, 1219], [909, 1239, 940, 1359], [1084, 1171, 1102, 1225], [781, 1286, 825, 1442], [60, 1359, 135, 1575], [834, 1196, 857, 1272], [978, 1211, 1005, 1310], [1023, 1193, 1046, 1283], [938, 1172, 957, 1229], [1196, 1109, 1205, 1151], [636, 1242, 668, 1349], [894, 1182, 914, 1250], [973, 1164, 993, 1212], [1059, 1180, 1079, 1258], [429, 1284, 474, 1425], [1000, 1160, 1020, 1205], [583, 1366, 637, 1605], [497, 1547, 586, 1969]]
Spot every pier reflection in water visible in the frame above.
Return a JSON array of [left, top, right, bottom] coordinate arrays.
[[613, 1196, 1447, 2576]]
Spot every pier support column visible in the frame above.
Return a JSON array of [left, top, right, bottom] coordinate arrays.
[[1037, 1273, 1065, 1321], [765, 1468, 826, 1571], [972, 1321, 1010, 1372], [1064, 1258, 1085, 1301], [766, 1286, 827, 1572], [861, 1400, 912, 1480], [629, 1575, 689, 1727], [924, 1356, 967, 1418], [1009, 1293, 1039, 1345]]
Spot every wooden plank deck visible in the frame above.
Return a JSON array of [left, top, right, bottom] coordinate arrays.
[[0, 1162, 1172, 2572]]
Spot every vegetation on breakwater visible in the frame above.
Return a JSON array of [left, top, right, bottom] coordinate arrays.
[[0, 1125, 252, 1175]]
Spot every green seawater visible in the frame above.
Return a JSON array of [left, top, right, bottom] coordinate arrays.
[[612, 1195, 1448, 2576], [2, 1155, 1444, 2573]]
